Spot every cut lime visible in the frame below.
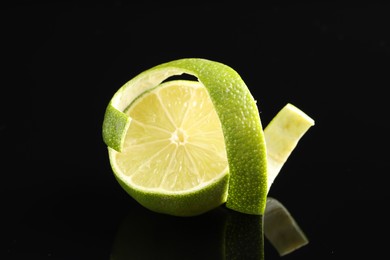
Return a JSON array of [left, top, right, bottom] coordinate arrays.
[[102, 58, 315, 216], [102, 58, 267, 216], [109, 80, 229, 216]]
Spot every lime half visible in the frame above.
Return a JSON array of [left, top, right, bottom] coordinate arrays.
[[102, 58, 267, 216]]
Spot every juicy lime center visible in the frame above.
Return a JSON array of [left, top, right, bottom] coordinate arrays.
[[115, 80, 228, 192], [171, 128, 188, 145]]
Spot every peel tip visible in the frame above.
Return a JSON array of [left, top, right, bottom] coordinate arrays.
[[285, 103, 315, 127]]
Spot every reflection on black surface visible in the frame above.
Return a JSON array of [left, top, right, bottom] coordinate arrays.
[[264, 198, 308, 256], [225, 210, 264, 260], [111, 205, 228, 260], [4, 163, 308, 259], [111, 198, 308, 259]]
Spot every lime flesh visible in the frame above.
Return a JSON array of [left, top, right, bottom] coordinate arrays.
[[109, 80, 229, 216]]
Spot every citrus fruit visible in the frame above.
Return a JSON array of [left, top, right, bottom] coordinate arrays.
[[102, 58, 267, 216], [102, 58, 315, 217]]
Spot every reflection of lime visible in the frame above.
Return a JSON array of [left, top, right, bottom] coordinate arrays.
[[103, 58, 267, 216], [111, 200, 308, 259], [264, 197, 309, 256], [110, 206, 227, 260], [225, 210, 264, 260]]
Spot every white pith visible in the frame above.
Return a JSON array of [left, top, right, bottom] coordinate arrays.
[[264, 103, 315, 193]]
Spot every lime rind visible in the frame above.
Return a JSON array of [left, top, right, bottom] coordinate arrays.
[[264, 103, 315, 193], [157, 59, 268, 215], [102, 104, 131, 152]]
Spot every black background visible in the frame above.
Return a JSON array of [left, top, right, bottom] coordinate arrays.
[[1, 1, 389, 259]]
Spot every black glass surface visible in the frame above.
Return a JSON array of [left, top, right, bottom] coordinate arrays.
[[2, 2, 389, 259]]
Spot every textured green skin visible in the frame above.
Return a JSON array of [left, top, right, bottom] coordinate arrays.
[[103, 58, 267, 215], [102, 105, 130, 152]]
